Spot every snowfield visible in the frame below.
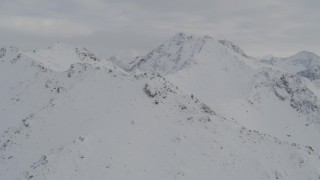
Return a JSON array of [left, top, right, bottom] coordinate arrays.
[[1, 33, 320, 179]]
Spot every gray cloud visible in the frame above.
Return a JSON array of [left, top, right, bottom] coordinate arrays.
[[0, 0, 319, 57]]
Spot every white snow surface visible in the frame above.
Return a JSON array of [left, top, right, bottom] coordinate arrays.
[[1, 34, 320, 180]]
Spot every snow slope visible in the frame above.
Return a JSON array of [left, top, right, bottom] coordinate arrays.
[[1, 38, 320, 179]]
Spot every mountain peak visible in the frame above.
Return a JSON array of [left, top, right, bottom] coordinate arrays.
[[129, 32, 255, 75], [169, 32, 193, 46], [22, 43, 100, 72], [174, 32, 188, 38], [130, 33, 213, 74], [170, 32, 213, 44], [289, 50, 319, 60]]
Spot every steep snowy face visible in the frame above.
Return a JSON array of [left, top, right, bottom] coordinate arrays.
[[162, 36, 258, 104], [273, 74, 319, 115], [22, 43, 102, 72], [297, 66, 320, 81], [240, 69, 320, 149], [131, 32, 212, 74]]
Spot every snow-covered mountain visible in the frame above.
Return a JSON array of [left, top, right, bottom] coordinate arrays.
[[1, 35, 320, 179], [129, 33, 320, 152], [260, 51, 320, 81]]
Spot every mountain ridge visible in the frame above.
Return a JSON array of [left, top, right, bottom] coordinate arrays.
[[1, 33, 320, 179]]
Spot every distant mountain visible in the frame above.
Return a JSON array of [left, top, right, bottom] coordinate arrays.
[[260, 51, 320, 81], [287, 51, 320, 67]]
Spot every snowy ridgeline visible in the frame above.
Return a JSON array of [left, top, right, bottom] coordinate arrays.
[[0, 33, 320, 179]]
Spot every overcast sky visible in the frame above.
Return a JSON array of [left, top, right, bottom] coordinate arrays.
[[0, 0, 319, 58]]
